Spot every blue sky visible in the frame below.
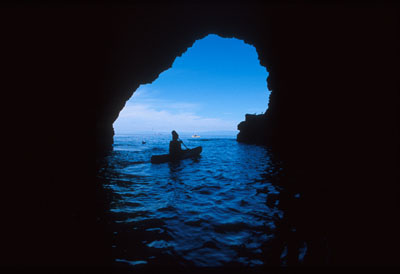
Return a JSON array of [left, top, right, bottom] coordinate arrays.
[[113, 34, 270, 134]]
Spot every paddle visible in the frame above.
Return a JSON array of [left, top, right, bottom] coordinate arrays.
[[178, 138, 190, 150]]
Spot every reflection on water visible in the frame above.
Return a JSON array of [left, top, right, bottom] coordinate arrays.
[[97, 134, 307, 268]]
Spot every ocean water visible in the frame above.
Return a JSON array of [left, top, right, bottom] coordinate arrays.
[[97, 133, 295, 268]]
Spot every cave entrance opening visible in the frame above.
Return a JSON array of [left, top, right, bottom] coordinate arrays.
[[113, 34, 270, 139], [104, 34, 278, 267]]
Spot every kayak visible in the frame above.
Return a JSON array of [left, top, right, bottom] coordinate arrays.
[[151, 146, 202, 164]]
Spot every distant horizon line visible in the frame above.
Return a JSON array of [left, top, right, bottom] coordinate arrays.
[[115, 130, 239, 135]]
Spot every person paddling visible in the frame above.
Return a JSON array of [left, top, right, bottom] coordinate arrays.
[[169, 130, 185, 157], [151, 131, 202, 164]]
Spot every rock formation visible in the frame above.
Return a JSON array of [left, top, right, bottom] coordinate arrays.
[[237, 114, 268, 144], [3, 1, 398, 268]]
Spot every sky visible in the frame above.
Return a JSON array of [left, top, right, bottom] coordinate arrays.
[[113, 34, 270, 134]]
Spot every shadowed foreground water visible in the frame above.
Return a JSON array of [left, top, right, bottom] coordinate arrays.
[[97, 133, 306, 268]]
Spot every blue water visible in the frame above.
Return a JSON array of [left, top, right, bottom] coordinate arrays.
[[97, 133, 287, 267]]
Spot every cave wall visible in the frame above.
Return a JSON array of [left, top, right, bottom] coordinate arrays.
[[3, 2, 398, 267]]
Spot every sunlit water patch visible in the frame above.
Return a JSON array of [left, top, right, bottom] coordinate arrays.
[[97, 133, 286, 267]]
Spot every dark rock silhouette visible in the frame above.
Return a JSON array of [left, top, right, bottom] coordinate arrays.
[[237, 114, 268, 144], [2, 1, 398, 269]]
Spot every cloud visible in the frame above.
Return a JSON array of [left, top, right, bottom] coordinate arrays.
[[126, 86, 200, 112], [114, 103, 236, 133]]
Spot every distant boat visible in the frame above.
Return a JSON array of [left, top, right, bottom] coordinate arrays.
[[142, 141, 146, 144], [192, 134, 200, 138]]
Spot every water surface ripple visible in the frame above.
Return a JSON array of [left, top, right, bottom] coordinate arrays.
[[97, 134, 284, 267]]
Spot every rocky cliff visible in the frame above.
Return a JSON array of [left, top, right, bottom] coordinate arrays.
[[3, 1, 398, 268]]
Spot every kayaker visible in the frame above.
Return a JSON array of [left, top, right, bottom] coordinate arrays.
[[169, 130, 183, 157]]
